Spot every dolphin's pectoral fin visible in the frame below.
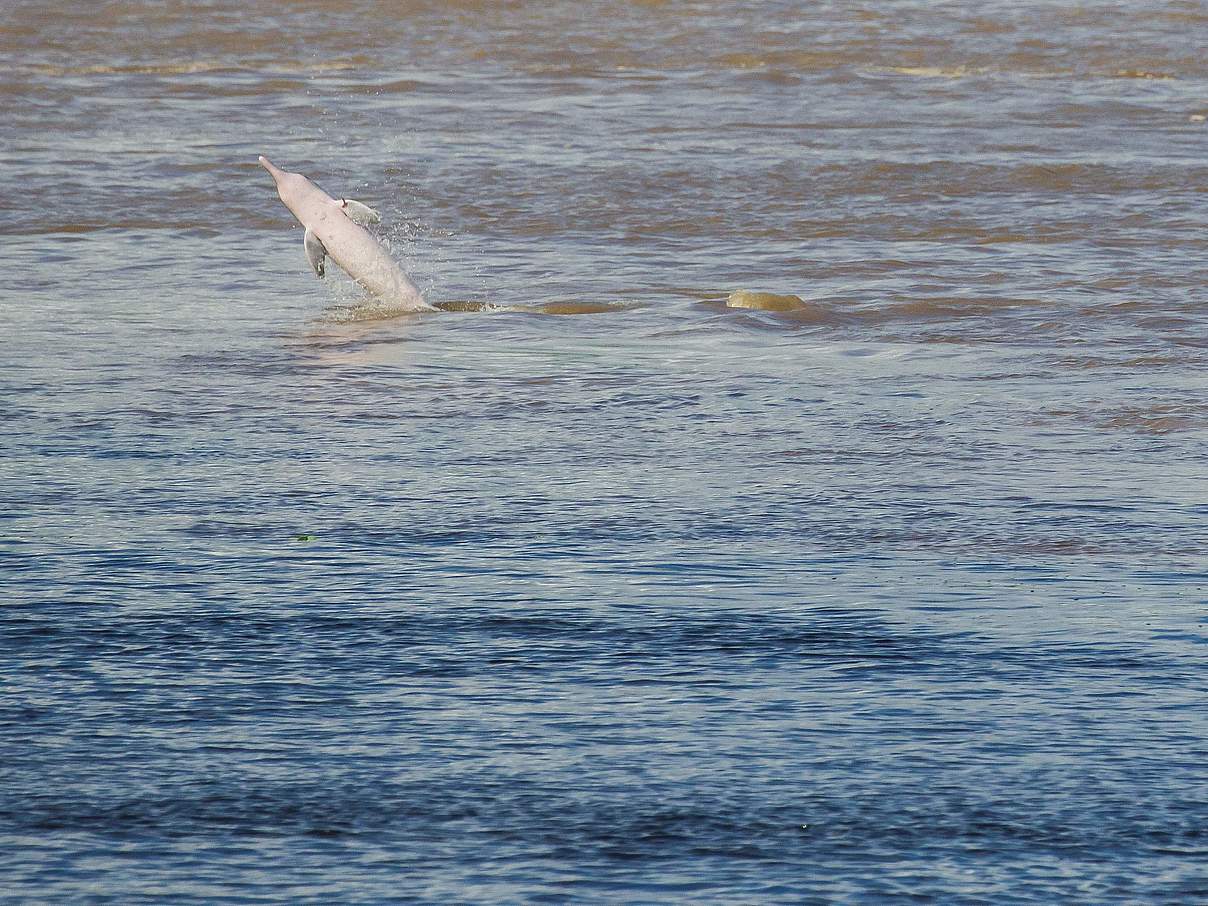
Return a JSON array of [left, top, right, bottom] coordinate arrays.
[[304, 228, 327, 278], [340, 198, 382, 226]]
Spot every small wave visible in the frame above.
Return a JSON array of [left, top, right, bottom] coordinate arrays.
[[1041, 403, 1208, 434], [1053, 354, 1199, 371], [530, 300, 639, 315], [876, 63, 1184, 81], [884, 65, 988, 79], [319, 303, 433, 324], [716, 50, 858, 72], [432, 300, 505, 314], [6, 220, 180, 236], [373, 79, 431, 94], [319, 299, 640, 320], [433, 299, 639, 315], [23, 60, 363, 77], [1112, 69, 1177, 80], [862, 296, 1056, 325]]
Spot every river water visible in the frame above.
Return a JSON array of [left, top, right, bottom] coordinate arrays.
[[2, 1, 1207, 902]]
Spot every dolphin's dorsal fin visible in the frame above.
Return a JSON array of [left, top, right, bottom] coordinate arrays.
[[304, 228, 327, 278], [338, 198, 382, 226]]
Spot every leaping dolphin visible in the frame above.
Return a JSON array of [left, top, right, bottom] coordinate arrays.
[[258, 156, 433, 312]]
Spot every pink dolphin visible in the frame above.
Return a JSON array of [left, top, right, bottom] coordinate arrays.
[[258, 156, 433, 312]]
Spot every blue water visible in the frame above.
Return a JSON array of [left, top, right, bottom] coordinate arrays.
[[3, 0, 1208, 901]]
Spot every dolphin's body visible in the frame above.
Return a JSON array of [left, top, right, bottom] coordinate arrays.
[[258, 156, 432, 311]]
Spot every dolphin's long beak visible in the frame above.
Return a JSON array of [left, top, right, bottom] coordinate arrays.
[[258, 155, 283, 179]]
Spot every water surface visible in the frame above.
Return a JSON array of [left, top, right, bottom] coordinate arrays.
[[2, 1, 1207, 901]]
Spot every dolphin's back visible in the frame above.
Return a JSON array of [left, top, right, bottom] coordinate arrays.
[[313, 211, 424, 307]]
